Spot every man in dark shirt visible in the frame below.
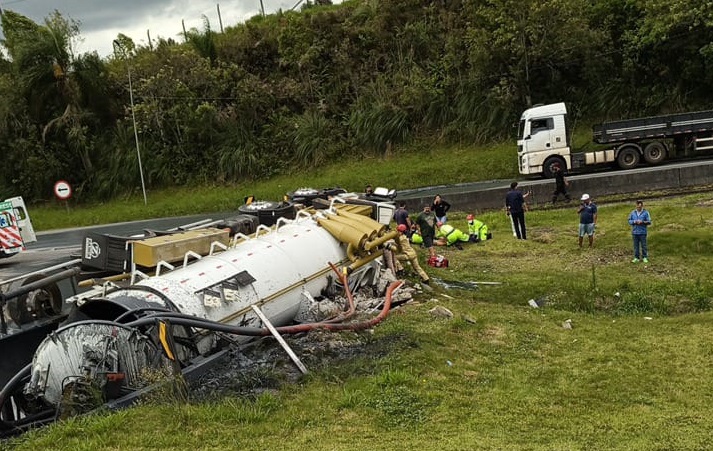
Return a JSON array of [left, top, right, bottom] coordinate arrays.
[[552, 166, 571, 204], [505, 181, 530, 240], [577, 193, 598, 248], [416, 204, 437, 258], [393, 202, 412, 236]]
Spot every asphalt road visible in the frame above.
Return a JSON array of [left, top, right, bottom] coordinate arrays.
[[0, 212, 243, 282], [2, 157, 712, 282]]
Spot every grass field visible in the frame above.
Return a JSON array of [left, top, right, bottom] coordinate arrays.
[[7, 186, 713, 450], [28, 140, 517, 231]]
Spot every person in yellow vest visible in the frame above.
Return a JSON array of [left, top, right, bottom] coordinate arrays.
[[409, 223, 423, 245], [435, 221, 469, 247], [466, 214, 490, 243], [390, 224, 430, 284]]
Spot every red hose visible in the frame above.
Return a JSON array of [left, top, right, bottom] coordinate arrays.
[[270, 280, 403, 334], [321, 262, 356, 323]]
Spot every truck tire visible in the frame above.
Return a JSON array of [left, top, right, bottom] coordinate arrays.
[[542, 156, 566, 178], [6, 275, 63, 325], [616, 147, 640, 170], [238, 200, 296, 226], [643, 142, 666, 165]]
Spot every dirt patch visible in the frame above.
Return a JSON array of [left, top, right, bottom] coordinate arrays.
[[479, 325, 507, 346], [188, 280, 422, 403]]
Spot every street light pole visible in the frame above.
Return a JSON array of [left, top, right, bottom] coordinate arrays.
[[113, 40, 148, 205]]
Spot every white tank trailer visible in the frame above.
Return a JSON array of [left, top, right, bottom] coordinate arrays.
[[0, 204, 399, 435]]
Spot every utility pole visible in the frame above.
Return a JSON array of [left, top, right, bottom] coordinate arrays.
[[112, 40, 148, 206], [217, 4, 223, 33]]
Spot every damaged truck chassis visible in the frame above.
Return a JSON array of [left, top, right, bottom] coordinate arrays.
[[0, 200, 402, 437]]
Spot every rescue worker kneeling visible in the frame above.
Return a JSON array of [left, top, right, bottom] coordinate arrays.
[[384, 224, 430, 284], [435, 221, 469, 248], [409, 223, 423, 246], [466, 214, 491, 243]]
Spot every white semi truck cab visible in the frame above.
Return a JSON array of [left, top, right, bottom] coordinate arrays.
[[517, 103, 572, 177]]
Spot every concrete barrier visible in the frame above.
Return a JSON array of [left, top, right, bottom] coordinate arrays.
[[397, 160, 713, 214]]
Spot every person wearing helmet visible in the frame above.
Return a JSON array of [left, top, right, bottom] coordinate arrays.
[[467, 214, 490, 243], [577, 193, 597, 248], [388, 223, 430, 284], [435, 221, 469, 248]]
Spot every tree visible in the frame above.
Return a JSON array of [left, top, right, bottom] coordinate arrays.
[[1, 10, 114, 197]]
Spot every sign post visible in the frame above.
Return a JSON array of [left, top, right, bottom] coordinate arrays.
[[53, 180, 72, 212]]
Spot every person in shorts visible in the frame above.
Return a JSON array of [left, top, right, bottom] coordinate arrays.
[[577, 193, 597, 248]]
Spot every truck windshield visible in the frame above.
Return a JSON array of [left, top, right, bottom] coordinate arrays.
[[518, 119, 525, 139], [0, 212, 12, 228]]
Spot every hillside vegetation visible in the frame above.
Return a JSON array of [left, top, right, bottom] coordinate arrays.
[[1, 0, 712, 204]]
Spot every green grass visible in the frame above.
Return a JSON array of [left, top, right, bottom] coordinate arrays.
[[28, 140, 517, 231], [7, 190, 713, 450], [10, 136, 713, 450]]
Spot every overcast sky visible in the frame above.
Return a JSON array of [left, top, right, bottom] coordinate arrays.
[[0, 0, 307, 57]]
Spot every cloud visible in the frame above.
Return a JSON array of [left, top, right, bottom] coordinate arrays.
[[1, 0, 305, 57]]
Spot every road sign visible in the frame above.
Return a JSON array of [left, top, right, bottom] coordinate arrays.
[[53, 180, 72, 201]]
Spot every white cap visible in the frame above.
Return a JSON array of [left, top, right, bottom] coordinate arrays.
[[581, 193, 590, 201]]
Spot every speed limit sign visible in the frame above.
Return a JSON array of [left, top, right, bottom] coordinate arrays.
[[54, 180, 73, 201]]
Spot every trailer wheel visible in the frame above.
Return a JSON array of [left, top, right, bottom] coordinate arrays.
[[238, 200, 296, 226], [643, 142, 666, 165], [617, 147, 640, 169], [542, 156, 566, 178], [6, 275, 63, 325]]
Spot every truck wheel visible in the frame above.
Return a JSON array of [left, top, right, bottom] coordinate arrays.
[[542, 156, 566, 178], [238, 200, 296, 226], [6, 275, 63, 325], [617, 147, 640, 169], [643, 142, 666, 165]]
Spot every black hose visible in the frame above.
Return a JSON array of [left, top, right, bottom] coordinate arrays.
[[0, 364, 32, 434]]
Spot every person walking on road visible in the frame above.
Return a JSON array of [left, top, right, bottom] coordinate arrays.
[[416, 204, 437, 258], [628, 200, 652, 263], [552, 166, 571, 204], [432, 194, 451, 224], [505, 182, 530, 240], [577, 193, 598, 248]]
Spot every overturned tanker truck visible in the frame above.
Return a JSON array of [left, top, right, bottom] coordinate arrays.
[[0, 201, 403, 437]]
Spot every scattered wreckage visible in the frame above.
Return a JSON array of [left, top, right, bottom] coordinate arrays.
[[0, 194, 403, 437]]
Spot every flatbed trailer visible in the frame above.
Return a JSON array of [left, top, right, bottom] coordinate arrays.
[[593, 109, 713, 145]]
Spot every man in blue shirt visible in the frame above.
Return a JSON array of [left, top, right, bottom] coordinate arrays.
[[577, 193, 597, 248], [628, 200, 652, 263], [505, 182, 530, 240]]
